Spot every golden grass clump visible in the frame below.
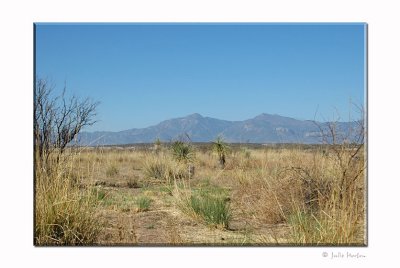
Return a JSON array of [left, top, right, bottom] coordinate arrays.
[[35, 153, 101, 245], [142, 153, 188, 182]]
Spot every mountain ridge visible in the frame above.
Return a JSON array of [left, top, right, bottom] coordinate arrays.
[[77, 113, 361, 145]]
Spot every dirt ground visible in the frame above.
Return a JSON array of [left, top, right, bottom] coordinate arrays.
[[81, 151, 292, 246], [93, 181, 291, 246]]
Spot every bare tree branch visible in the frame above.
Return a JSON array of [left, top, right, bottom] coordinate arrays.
[[34, 77, 99, 169]]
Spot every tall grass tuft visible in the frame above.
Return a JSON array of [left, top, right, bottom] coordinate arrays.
[[143, 154, 187, 182], [143, 156, 168, 179], [189, 193, 231, 228], [35, 154, 100, 245]]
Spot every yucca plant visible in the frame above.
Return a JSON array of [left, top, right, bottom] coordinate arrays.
[[212, 136, 229, 168], [171, 140, 194, 163]]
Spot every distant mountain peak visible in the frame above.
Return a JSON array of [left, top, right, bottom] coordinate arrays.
[[253, 113, 280, 120], [186, 113, 203, 119], [255, 113, 271, 118]]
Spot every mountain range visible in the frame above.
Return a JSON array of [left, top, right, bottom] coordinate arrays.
[[77, 113, 361, 145]]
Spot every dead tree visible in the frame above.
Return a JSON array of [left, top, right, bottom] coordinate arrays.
[[34, 78, 99, 169], [313, 104, 366, 204]]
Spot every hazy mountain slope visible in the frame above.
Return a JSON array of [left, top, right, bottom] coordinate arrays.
[[77, 113, 360, 145]]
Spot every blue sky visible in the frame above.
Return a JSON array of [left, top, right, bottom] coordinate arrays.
[[35, 23, 366, 132]]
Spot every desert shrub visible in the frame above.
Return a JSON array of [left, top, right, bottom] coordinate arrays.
[[233, 140, 365, 245], [283, 166, 334, 212], [282, 145, 365, 245]]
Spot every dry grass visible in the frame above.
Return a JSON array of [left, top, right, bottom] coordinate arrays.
[[35, 143, 366, 246], [34, 152, 101, 245]]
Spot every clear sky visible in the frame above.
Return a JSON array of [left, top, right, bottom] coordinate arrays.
[[35, 23, 366, 132]]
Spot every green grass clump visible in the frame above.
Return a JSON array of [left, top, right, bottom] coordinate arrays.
[[136, 196, 152, 212], [189, 190, 231, 228]]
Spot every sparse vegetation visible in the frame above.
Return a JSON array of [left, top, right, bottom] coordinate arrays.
[[34, 23, 367, 247], [35, 134, 365, 245]]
